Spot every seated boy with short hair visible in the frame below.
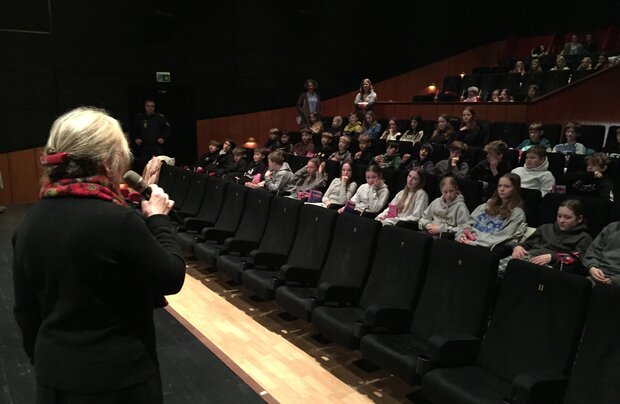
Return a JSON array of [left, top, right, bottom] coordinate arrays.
[[511, 145, 555, 196]]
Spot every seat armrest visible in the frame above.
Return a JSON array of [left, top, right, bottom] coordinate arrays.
[[427, 334, 480, 367], [248, 250, 288, 268], [509, 371, 568, 404], [279, 265, 321, 284], [316, 282, 360, 305], [221, 238, 259, 255], [201, 228, 235, 243], [185, 218, 214, 232]]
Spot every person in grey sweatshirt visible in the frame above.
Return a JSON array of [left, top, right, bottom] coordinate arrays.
[[321, 161, 358, 208], [376, 167, 428, 225], [419, 176, 470, 236], [511, 145, 555, 196], [432, 140, 469, 178], [338, 164, 389, 217], [455, 173, 527, 250], [583, 221, 620, 285], [254, 150, 295, 195]]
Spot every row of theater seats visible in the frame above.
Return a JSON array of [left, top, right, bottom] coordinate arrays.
[[160, 167, 619, 404]]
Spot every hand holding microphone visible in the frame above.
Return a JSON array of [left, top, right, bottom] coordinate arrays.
[[123, 170, 175, 218]]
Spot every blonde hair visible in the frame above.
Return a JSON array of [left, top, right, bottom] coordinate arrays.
[[397, 167, 425, 213], [45, 107, 131, 183]]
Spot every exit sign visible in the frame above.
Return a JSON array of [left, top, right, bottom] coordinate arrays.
[[156, 72, 171, 83]]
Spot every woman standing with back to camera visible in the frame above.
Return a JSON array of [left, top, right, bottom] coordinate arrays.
[[12, 107, 186, 403]]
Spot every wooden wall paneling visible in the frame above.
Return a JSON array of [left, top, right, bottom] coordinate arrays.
[[271, 108, 288, 133], [338, 92, 355, 116], [505, 104, 527, 123], [483, 105, 506, 123], [227, 115, 245, 143], [35, 147, 44, 183], [257, 110, 273, 147], [320, 98, 338, 117], [282, 107, 298, 133], [242, 113, 259, 142], [196, 119, 213, 155], [211, 117, 229, 143], [393, 104, 412, 120], [419, 104, 439, 121], [0, 153, 12, 205], [8, 149, 39, 204]]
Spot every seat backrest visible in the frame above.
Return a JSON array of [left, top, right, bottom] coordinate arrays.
[[410, 239, 499, 340], [359, 227, 432, 310], [489, 122, 526, 148], [318, 214, 381, 289], [520, 188, 542, 227], [565, 285, 620, 404], [579, 124, 606, 152], [169, 169, 192, 209], [565, 153, 586, 174], [522, 152, 567, 180], [542, 70, 570, 94], [194, 178, 227, 223], [442, 75, 461, 94], [157, 162, 176, 192], [286, 204, 338, 270], [233, 189, 273, 242], [178, 171, 209, 217], [540, 193, 611, 238], [258, 196, 303, 254], [455, 178, 484, 212], [605, 125, 619, 151], [213, 183, 248, 233], [477, 260, 591, 382], [458, 74, 481, 97]]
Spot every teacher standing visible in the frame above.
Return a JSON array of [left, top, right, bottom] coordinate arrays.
[[296, 78, 320, 128], [12, 107, 186, 403]]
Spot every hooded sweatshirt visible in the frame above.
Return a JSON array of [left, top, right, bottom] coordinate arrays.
[[511, 157, 556, 196], [432, 159, 469, 178], [419, 194, 470, 233], [455, 203, 527, 249], [322, 178, 358, 206], [376, 189, 429, 225], [562, 171, 613, 200], [265, 162, 295, 194], [520, 222, 592, 266], [350, 182, 390, 214], [289, 165, 327, 195], [583, 221, 620, 282]]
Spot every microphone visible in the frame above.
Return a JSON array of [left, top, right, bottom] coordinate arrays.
[[123, 170, 152, 199]]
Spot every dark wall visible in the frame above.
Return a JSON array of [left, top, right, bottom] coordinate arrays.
[[1, 0, 618, 154]]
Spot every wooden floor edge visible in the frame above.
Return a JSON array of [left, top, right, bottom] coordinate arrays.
[[164, 305, 278, 404]]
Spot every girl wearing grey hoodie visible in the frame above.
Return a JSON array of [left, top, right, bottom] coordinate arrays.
[[419, 176, 470, 236]]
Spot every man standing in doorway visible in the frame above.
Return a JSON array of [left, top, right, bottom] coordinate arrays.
[[132, 99, 171, 171]]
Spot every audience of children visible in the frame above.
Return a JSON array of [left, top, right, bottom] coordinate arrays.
[[432, 141, 469, 178], [561, 152, 613, 199], [500, 199, 592, 278], [329, 135, 352, 163], [399, 115, 424, 144], [238, 148, 269, 184], [193, 140, 221, 172], [456, 106, 486, 147], [419, 176, 470, 238], [288, 157, 327, 200], [511, 145, 556, 196], [461, 86, 480, 102], [246, 150, 294, 194], [380, 118, 401, 141], [292, 129, 316, 157], [374, 141, 402, 170], [470, 140, 512, 199], [516, 122, 551, 151], [220, 147, 248, 181], [315, 132, 334, 159], [307, 112, 324, 135], [329, 116, 344, 137], [353, 134, 374, 166], [321, 160, 358, 209], [376, 167, 429, 226], [338, 164, 389, 217], [343, 112, 363, 138], [552, 122, 587, 155], [455, 173, 527, 250], [584, 221, 620, 285], [429, 114, 456, 144], [275, 132, 293, 154], [263, 128, 281, 151], [362, 111, 382, 139], [401, 143, 434, 173]]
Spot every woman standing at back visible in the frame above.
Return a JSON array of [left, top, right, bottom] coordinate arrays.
[[354, 78, 377, 119]]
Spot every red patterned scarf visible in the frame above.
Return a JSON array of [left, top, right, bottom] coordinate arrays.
[[40, 175, 127, 207]]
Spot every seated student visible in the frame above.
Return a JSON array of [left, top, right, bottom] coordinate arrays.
[[461, 86, 480, 102], [343, 112, 363, 138], [489, 89, 501, 103], [561, 152, 613, 199], [329, 115, 344, 138], [501, 199, 592, 278], [455, 173, 527, 251], [288, 158, 327, 200], [221, 147, 248, 181], [314, 132, 334, 160], [432, 140, 469, 178], [240, 148, 269, 184], [400, 142, 434, 173], [292, 129, 316, 157], [470, 140, 512, 199], [375, 167, 428, 226], [362, 111, 382, 140], [419, 176, 470, 237], [209, 138, 236, 176], [511, 145, 556, 196], [338, 164, 389, 217], [353, 134, 374, 166], [193, 140, 221, 172], [583, 221, 620, 285], [499, 88, 514, 102], [374, 141, 402, 170], [263, 128, 282, 151], [429, 114, 456, 145], [400, 115, 424, 144], [516, 122, 551, 151], [552, 122, 587, 155], [380, 118, 401, 141], [456, 106, 486, 147], [524, 84, 541, 102], [307, 112, 324, 135], [321, 160, 358, 209], [329, 135, 352, 163], [275, 131, 293, 154], [245, 150, 294, 195]]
